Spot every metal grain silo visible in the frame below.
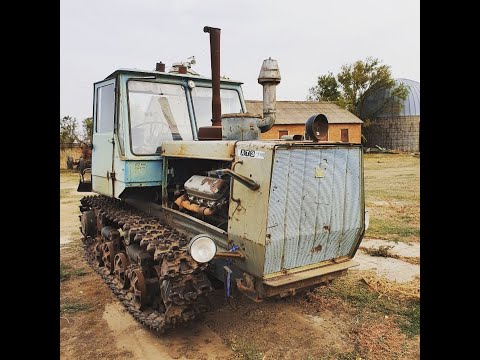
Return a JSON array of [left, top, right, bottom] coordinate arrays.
[[361, 79, 420, 152]]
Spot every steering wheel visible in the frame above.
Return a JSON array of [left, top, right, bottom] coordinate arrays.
[[131, 121, 173, 145]]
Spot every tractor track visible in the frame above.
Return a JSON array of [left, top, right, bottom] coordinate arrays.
[[79, 195, 213, 334]]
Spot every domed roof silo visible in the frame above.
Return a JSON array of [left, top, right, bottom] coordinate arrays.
[[361, 78, 420, 152], [391, 78, 420, 117], [360, 78, 420, 118]]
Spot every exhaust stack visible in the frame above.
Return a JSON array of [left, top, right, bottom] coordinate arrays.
[[257, 58, 281, 133], [203, 26, 222, 126], [221, 58, 281, 141]]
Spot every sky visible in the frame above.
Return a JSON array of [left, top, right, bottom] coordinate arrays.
[[60, 0, 419, 121]]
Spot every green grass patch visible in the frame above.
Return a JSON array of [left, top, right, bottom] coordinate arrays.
[[334, 351, 362, 360], [60, 301, 92, 314], [60, 263, 87, 282], [395, 299, 420, 338], [364, 153, 420, 243], [228, 337, 264, 360], [367, 218, 420, 242]]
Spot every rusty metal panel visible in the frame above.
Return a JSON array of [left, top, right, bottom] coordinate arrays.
[[263, 259, 359, 287], [184, 175, 228, 200], [160, 140, 237, 160], [322, 149, 348, 261], [309, 149, 336, 263], [337, 148, 362, 256], [296, 148, 331, 265], [282, 149, 307, 269], [227, 142, 276, 278], [264, 150, 290, 274], [264, 145, 363, 275]]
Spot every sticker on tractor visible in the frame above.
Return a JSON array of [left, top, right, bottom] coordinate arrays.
[[315, 167, 325, 178], [237, 149, 265, 159]]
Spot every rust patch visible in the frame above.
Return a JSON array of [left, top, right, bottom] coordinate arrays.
[[311, 244, 323, 253], [198, 126, 222, 140], [176, 144, 186, 156], [323, 225, 330, 232], [200, 178, 215, 185]]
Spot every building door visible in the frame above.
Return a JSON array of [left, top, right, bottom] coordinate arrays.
[[92, 79, 116, 196], [278, 130, 288, 138], [341, 129, 349, 142]]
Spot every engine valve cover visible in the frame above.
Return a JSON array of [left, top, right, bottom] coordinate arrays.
[[184, 175, 228, 201]]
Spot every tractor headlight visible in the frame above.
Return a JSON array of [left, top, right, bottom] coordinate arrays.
[[188, 234, 217, 263], [365, 209, 370, 231]]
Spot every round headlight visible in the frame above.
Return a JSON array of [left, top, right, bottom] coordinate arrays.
[[365, 209, 370, 231], [188, 234, 217, 263]]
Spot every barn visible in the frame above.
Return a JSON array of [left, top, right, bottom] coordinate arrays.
[[246, 100, 363, 143]]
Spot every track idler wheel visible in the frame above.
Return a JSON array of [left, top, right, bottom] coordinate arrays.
[[80, 210, 97, 240], [102, 242, 116, 274], [114, 253, 130, 289], [131, 269, 147, 310], [94, 242, 104, 267]]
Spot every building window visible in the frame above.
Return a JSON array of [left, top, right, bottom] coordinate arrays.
[[278, 130, 288, 138], [341, 129, 349, 142]]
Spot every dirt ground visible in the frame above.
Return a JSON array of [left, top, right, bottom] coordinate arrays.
[[60, 162, 420, 360]]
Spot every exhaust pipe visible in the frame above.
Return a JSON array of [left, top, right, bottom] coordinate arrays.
[[257, 58, 281, 133], [221, 58, 281, 141], [203, 26, 222, 126]]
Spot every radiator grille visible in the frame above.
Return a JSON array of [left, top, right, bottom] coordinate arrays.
[[264, 146, 363, 274]]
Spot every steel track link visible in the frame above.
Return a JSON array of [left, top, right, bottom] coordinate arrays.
[[82, 249, 169, 334], [79, 195, 213, 334]]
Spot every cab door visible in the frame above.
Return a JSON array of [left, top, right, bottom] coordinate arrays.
[[92, 79, 116, 196]]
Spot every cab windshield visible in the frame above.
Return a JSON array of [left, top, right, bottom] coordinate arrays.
[[128, 81, 192, 155], [127, 80, 243, 155], [191, 87, 243, 129]]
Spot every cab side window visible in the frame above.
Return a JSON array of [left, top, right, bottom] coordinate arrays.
[[96, 84, 115, 133]]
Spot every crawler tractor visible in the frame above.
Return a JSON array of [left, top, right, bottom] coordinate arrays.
[[78, 26, 367, 333]]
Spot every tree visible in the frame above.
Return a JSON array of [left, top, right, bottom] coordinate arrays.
[[60, 115, 79, 144], [82, 117, 93, 143], [307, 57, 408, 120], [307, 72, 341, 102]]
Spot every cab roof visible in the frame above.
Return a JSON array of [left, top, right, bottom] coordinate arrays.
[[105, 68, 243, 85]]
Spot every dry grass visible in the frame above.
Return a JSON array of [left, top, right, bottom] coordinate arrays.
[[399, 256, 420, 265], [227, 336, 264, 360], [364, 153, 420, 243], [298, 271, 420, 359], [315, 271, 420, 338], [60, 169, 80, 181], [360, 245, 398, 258], [359, 246, 420, 266], [361, 274, 420, 301], [355, 318, 419, 360]]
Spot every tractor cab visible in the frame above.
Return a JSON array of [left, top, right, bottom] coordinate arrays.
[[78, 67, 246, 197]]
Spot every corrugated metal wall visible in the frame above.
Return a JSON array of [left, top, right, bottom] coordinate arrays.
[[264, 147, 363, 274]]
